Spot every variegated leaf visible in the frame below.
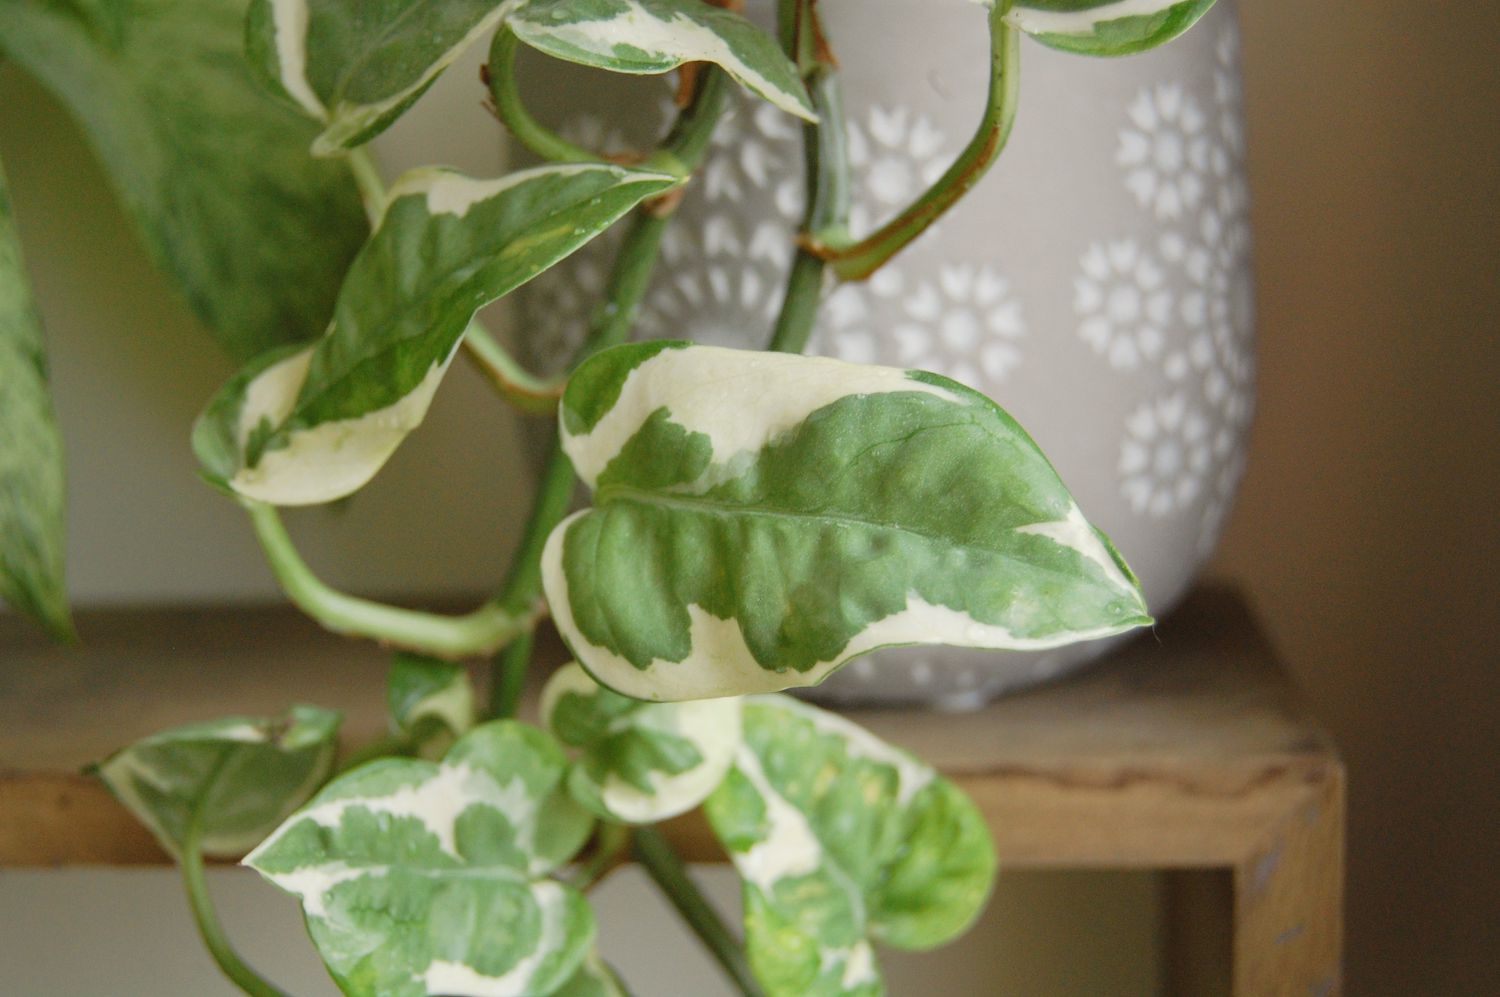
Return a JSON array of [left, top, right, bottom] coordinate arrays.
[[388, 653, 476, 758], [0, 151, 72, 640], [507, 0, 814, 121], [193, 163, 677, 506], [0, 0, 367, 361], [245, 0, 511, 155], [705, 696, 995, 997], [998, 0, 1217, 56], [541, 663, 740, 823], [91, 706, 342, 858], [246, 721, 596, 997], [541, 342, 1150, 702]]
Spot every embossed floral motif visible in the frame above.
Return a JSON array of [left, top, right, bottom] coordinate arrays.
[[1074, 240, 1174, 370], [1117, 83, 1212, 221], [1119, 394, 1212, 517]]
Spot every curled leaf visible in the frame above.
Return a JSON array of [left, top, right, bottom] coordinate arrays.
[[1000, 0, 1218, 56], [542, 663, 740, 823], [246, 721, 596, 997], [91, 706, 342, 858], [388, 653, 476, 758], [542, 343, 1150, 701]]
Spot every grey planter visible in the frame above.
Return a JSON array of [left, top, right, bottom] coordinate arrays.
[[516, 0, 1254, 708]]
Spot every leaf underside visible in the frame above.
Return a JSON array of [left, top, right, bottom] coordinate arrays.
[[1009, 0, 1218, 56]]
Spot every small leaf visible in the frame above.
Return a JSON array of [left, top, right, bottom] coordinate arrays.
[[553, 951, 632, 997], [194, 163, 678, 506], [246, 0, 514, 155], [0, 0, 368, 361], [0, 153, 72, 641], [542, 663, 740, 823], [246, 721, 596, 997], [508, 0, 814, 121], [91, 706, 342, 858], [705, 696, 995, 997], [542, 343, 1151, 702], [1002, 0, 1218, 56], [388, 654, 476, 758]]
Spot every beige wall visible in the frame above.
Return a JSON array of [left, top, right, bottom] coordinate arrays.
[[1216, 2, 1500, 992]]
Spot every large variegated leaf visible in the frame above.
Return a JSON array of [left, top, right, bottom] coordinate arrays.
[[1000, 0, 1217, 56], [0, 152, 72, 640], [542, 663, 740, 823], [541, 342, 1150, 701], [193, 163, 677, 506], [245, 0, 510, 155], [508, 0, 813, 121], [90, 706, 342, 858], [388, 653, 476, 758], [706, 696, 995, 997], [0, 0, 367, 361], [246, 721, 596, 997]]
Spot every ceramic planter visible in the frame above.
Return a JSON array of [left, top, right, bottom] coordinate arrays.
[[516, 0, 1254, 708]]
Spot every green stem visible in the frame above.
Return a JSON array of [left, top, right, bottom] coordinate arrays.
[[488, 29, 603, 165], [634, 827, 764, 997], [247, 502, 535, 659], [811, 1, 1020, 281], [181, 757, 289, 997], [574, 821, 632, 892], [462, 323, 566, 415], [487, 632, 534, 719], [346, 147, 386, 227], [769, 0, 852, 354]]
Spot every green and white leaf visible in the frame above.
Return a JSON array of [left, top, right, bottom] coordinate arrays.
[[388, 653, 476, 758], [91, 706, 341, 858], [542, 663, 740, 823], [994, 0, 1218, 56], [705, 696, 995, 997], [0, 0, 368, 361], [245, 0, 512, 155], [541, 342, 1150, 702], [246, 720, 596, 997], [507, 0, 814, 121], [0, 152, 72, 641], [193, 162, 677, 506]]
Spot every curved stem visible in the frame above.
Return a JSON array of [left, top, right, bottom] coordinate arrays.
[[462, 323, 566, 415], [247, 502, 535, 660], [181, 756, 289, 997], [808, 1, 1020, 281], [488, 28, 605, 165], [574, 821, 632, 893], [346, 147, 386, 227], [634, 827, 764, 997]]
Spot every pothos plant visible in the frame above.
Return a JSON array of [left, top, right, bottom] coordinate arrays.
[[0, 0, 1217, 993]]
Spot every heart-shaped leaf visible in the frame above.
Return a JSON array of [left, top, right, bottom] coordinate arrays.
[[705, 696, 995, 997], [246, 721, 597, 997], [0, 0, 368, 361], [508, 0, 814, 121], [0, 153, 72, 641], [193, 163, 678, 506], [541, 342, 1150, 701], [388, 654, 476, 758], [91, 706, 342, 858], [542, 663, 740, 823], [245, 0, 513, 155], [1001, 0, 1218, 56]]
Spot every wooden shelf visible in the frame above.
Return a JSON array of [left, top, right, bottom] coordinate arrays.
[[0, 585, 1344, 994]]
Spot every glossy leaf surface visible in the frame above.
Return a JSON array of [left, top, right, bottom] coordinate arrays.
[[0, 153, 71, 640], [246, 721, 596, 997], [245, 0, 511, 154], [388, 654, 476, 758], [91, 706, 341, 858], [542, 663, 740, 823], [1002, 0, 1217, 56], [542, 342, 1150, 701], [0, 0, 368, 360], [508, 0, 813, 121], [706, 696, 995, 997], [193, 163, 677, 506]]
